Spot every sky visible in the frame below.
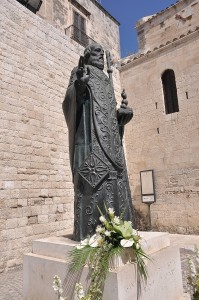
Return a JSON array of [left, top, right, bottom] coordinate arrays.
[[101, 0, 177, 57]]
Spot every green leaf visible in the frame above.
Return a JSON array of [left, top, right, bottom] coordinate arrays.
[[113, 221, 133, 238], [97, 205, 104, 217], [67, 246, 97, 273]]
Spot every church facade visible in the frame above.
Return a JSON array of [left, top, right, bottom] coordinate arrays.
[[121, 0, 199, 234]]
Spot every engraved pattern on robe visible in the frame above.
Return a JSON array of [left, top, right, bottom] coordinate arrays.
[[63, 65, 135, 241]]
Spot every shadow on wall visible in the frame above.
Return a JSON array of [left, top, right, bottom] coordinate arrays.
[[133, 185, 150, 231], [134, 207, 149, 231]]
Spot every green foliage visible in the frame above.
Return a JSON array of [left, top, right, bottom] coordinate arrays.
[[187, 245, 199, 300], [87, 243, 112, 299], [193, 290, 199, 300], [68, 246, 98, 273], [134, 248, 150, 282], [113, 221, 133, 239]]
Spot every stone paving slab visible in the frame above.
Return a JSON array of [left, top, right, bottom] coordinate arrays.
[[0, 233, 198, 300], [0, 265, 23, 300], [180, 293, 191, 300], [170, 233, 199, 296]]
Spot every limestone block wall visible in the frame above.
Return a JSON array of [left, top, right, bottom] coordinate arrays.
[[136, 0, 199, 52], [38, 0, 121, 97], [77, 0, 120, 55], [76, 0, 121, 97], [38, 0, 69, 29], [0, 0, 121, 272], [121, 32, 199, 234], [38, 0, 120, 56]]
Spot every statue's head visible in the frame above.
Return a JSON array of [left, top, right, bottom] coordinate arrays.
[[84, 43, 104, 70]]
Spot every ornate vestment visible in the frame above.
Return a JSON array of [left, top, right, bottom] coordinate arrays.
[[63, 65, 134, 241]]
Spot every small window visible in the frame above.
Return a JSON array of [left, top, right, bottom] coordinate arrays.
[[72, 11, 88, 46], [161, 69, 179, 114]]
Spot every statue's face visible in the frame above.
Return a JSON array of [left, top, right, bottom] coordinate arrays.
[[87, 44, 104, 70]]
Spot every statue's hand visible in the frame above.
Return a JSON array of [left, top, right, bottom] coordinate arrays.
[[76, 66, 90, 86], [117, 107, 133, 126]]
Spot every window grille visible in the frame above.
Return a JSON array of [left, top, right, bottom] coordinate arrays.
[[72, 11, 88, 46], [161, 69, 179, 114]]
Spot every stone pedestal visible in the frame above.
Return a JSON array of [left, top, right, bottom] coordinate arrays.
[[23, 232, 183, 300]]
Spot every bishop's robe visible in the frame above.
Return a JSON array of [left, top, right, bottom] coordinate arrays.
[[63, 64, 135, 241]]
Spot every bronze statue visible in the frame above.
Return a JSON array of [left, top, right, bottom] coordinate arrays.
[[63, 43, 135, 241]]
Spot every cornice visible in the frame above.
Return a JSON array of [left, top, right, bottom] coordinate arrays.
[[120, 26, 199, 71], [86, 0, 120, 25]]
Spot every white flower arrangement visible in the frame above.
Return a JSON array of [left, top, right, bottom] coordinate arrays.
[[67, 206, 150, 300]]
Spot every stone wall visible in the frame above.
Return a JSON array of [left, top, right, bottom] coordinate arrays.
[[121, 31, 199, 234], [136, 0, 199, 52], [2, 0, 198, 274], [38, 0, 122, 96], [38, 0, 120, 58], [0, 0, 121, 272]]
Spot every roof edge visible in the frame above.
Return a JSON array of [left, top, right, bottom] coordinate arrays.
[[120, 27, 199, 71], [135, 0, 185, 28], [90, 0, 120, 26]]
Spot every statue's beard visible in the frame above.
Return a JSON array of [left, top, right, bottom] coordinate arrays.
[[89, 58, 104, 70]]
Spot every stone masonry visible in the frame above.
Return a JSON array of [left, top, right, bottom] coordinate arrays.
[[38, 0, 121, 60], [1, 0, 198, 274], [0, 0, 121, 272], [121, 0, 199, 234], [136, 0, 199, 53]]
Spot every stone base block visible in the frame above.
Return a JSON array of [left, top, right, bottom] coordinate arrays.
[[23, 232, 183, 300]]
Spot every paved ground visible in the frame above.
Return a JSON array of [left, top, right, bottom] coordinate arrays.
[[0, 234, 198, 300], [0, 265, 23, 300], [170, 234, 199, 299]]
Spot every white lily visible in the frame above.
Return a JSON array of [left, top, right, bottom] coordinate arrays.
[[132, 229, 137, 235], [76, 238, 89, 249], [99, 216, 106, 223], [105, 230, 111, 237], [108, 208, 114, 215], [96, 226, 104, 233], [76, 244, 86, 250], [136, 243, 140, 250], [89, 234, 103, 247], [113, 216, 120, 225], [120, 239, 134, 248]]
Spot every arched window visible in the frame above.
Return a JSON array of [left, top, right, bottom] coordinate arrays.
[[161, 69, 179, 114]]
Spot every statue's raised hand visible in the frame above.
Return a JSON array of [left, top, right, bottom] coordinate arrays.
[[76, 56, 90, 86]]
